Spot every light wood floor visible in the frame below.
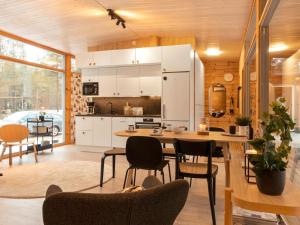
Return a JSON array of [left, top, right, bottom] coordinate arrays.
[[1, 144, 299, 225]]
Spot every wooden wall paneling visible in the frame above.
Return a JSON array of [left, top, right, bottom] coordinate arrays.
[[65, 54, 72, 144]]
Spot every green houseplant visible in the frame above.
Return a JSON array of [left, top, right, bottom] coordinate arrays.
[[235, 116, 252, 136], [248, 98, 295, 195]]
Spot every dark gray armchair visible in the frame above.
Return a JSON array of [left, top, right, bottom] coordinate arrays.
[[43, 179, 189, 225]]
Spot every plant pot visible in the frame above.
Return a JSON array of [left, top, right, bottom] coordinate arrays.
[[39, 115, 44, 121], [238, 125, 248, 136], [256, 170, 286, 195]]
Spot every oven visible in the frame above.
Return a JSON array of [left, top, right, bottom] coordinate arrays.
[[82, 82, 98, 96], [135, 118, 161, 129]]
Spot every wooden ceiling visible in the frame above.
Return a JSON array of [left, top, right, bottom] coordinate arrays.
[[0, 0, 253, 59]]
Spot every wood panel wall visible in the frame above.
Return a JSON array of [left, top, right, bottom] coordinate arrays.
[[204, 60, 240, 130]]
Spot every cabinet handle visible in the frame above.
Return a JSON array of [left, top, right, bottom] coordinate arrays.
[[117, 93, 120, 95], [140, 90, 143, 94], [82, 131, 85, 134], [101, 117, 103, 120], [82, 117, 85, 120], [163, 68, 166, 72], [89, 63, 91, 66], [93, 62, 96, 65], [136, 60, 139, 64], [132, 60, 135, 64], [162, 104, 166, 119], [113, 93, 115, 95]]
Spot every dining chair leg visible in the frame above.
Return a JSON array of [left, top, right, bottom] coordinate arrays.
[[207, 178, 216, 225], [123, 168, 130, 189], [9, 146, 12, 166], [0, 145, 6, 162], [189, 178, 193, 187], [213, 177, 216, 205], [161, 170, 165, 184], [19, 142, 22, 159], [33, 144, 38, 163], [167, 162, 172, 182], [112, 155, 116, 178], [100, 155, 105, 187], [133, 169, 137, 185], [154, 170, 157, 177]]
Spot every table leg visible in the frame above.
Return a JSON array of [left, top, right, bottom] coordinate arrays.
[[9, 146, 12, 166], [224, 188, 233, 225], [222, 142, 231, 187]]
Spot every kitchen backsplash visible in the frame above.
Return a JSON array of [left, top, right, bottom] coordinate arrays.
[[93, 96, 161, 115]]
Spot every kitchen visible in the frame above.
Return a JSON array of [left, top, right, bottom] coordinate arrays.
[[75, 44, 205, 148]]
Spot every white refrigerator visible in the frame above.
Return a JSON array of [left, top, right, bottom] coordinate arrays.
[[162, 72, 190, 130]]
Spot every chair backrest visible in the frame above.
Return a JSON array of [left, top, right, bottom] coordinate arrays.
[[0, 124, 29, 142], [208, 127, 225, 132], [173, 139, 216, 175], [126, 136, 163, 169], [43, 179, 189, 225]]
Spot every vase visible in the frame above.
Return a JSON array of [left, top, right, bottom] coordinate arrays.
[[238, 125, 248, 136], [256, 170, 286, 195]]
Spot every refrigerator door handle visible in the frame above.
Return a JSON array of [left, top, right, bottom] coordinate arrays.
[[162, 104, 166, 119]]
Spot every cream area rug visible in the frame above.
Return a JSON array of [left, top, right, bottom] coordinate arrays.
[[0, 160, 110, 199]]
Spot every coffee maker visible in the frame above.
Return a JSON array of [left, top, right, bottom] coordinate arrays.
[[87, 102, 95, 114]]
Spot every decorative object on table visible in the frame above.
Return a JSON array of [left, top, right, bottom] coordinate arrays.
[[248, 98, 295, 195], [39, 108, 46, 121], [235, 116, 251, 136], [209, 83, 226, 118], [127, 125, 135, 132], [173, 126, 186, 134], [164, 124, 173, 132], [229, 125, 236, 134], [197, 117, 209, 135], [151, 127, 162, 136]]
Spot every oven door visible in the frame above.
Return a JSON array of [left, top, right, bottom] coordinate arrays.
[[82, 82, 98, 96], [135, 122, 161, 129]]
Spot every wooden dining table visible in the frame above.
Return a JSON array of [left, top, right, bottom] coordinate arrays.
[[115, 128, 248, 188]]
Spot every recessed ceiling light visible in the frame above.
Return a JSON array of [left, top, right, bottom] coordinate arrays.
[[205, 48, 223, 56], [269, 43, 288, 52]]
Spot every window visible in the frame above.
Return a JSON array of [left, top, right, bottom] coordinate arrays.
[[0, 60, 65, 144], [0, 35, 65, 69]]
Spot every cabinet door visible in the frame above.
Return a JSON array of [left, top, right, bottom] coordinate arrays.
[[135, 47, 161, 64], [75, 130, 93, 146], [81, 68, 99, 82], [98, 67, 117, 97], [111, 49, 136, 66], [139, 76, 161, 96], [93, 51, 112, 67], [116, 66, 140, 96], [76, 53, 94, 68], [112, 117, 135, 148], [161, 45, 192, 72], [162, 72, 190, 121], [93, 117, 112, 147], [75, 116, 93, 131]]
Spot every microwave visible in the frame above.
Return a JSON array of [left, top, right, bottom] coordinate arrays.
[[82, 82, 98, 96]]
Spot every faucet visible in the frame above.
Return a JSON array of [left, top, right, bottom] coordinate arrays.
[[106, 102, 113, 114]]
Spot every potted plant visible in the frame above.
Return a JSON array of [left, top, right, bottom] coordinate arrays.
[[39, 111, 46, 121], [248, 98, 295, 195], [235, 116, 252, 136]]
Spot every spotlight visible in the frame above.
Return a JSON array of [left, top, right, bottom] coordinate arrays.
[[116, 20, 121, 25], [107, 9, 126, 29], [121, 22, 126, 29]]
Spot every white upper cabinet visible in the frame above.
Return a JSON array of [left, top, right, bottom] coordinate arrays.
[[81, 68, 99, 82], [135, 47, 161, 64], [76, 53, 95, 68], [93, 51, 112, 67], [139, 76, 161, 96], [111, 49, 136, 66], [161, 45, 193, 72], [98, 67, 117, 97], [116, 66, 140, 97]]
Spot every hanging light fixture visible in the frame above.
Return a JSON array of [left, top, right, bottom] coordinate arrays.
[[107, 9, 126, 29]]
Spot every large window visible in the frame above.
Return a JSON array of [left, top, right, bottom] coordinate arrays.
[[0, 32, 66, 147]]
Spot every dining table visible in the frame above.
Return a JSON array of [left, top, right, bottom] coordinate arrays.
[[114, 128, 248, 188]]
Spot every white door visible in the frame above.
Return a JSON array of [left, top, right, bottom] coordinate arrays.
[[161, 45, 192, 72], [139, 76, 161, 96], [93, 51, 113, 67], [81, 68, 99, 82], [93, 117, 112, 147], [162, 72, 190, 121], [112, 117, 136, 148], [135, 47, 161, 64], [76, 53, 94, 68], [116, 66, 140, 96], [111, 49, 136, 66], [98, 67, 117, 97]]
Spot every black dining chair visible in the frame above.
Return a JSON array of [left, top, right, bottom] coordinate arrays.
[[173, 139, 218, 225], [123, 136, 171, 189]]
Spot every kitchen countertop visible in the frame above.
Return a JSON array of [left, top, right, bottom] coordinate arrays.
[[75, 114, 161, 118]]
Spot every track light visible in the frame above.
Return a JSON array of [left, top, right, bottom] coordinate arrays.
[[107, 9, 126, 29]]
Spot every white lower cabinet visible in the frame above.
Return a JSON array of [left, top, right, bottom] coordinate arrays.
[[112, 117, 136, 148], [93, 117, 112, 147], [76, 116, 112, 147]]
